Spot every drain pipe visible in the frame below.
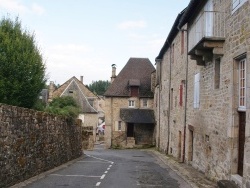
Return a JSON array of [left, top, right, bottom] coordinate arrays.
[[178, 25, 188, 163], [166, 40, 172, 155]]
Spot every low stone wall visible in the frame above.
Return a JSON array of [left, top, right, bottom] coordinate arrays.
[[0, 104, 82, 188]]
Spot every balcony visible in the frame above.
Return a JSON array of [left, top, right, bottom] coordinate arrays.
[[188, 11, 226, 65]]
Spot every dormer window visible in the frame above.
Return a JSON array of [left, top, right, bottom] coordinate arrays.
[[142, 99, 148, 107], [128, 100, 135, 108], [69, 90, 74, 93], [128, 79, 140, 97]]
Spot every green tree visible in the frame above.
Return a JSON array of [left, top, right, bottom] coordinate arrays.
[[45, 96, 80, 119], [0, 17, 46, 108], [87, 80, 110, 95]]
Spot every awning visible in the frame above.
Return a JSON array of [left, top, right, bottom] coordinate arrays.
[[120, 108, 155, 124]]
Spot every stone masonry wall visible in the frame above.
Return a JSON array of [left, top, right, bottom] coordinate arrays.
[[0, 103, 82, 188]]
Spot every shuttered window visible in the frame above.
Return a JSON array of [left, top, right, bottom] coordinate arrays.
[[232, 0, 247, 13], [194, 73, 200, 108]]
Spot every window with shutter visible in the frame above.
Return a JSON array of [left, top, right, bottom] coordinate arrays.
[[194, 73, 200, 108]]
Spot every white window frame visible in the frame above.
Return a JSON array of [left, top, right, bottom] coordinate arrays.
[[142, 98, 148, 107], [238, 58, 246, 111], [232, 0, 247, 13], [194, 73, 200, 109], [128, 100, 135, 108]]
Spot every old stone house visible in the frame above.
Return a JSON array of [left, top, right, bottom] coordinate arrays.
[[49, 76, 100, 142], [104, 58, 156, 148], [154, 0, 250, 187]]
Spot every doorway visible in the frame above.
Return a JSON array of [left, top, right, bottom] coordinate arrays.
[[127, 123, 134, 137], [238, 112, 246, 176]]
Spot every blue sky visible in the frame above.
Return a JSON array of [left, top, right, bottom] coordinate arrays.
[[0, 0, 190, 85]]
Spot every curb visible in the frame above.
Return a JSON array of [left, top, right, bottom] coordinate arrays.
[[146, 148, 217, 188]]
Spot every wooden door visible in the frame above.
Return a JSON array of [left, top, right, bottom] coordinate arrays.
[[238, 112, 246, 176]]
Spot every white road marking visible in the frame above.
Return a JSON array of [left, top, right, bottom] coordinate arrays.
[[96, 182, 101, 186], [104, 171, 108, 174], [50, 174, 101, 178], [109, 165, 112, 168], [85, 154, 114, 164], [107, 168, 110, 170], [100, 174, 105, 179], [77, 161, 109, 163]]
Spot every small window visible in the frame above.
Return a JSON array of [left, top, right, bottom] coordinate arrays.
[[118, 121, 122, 131], [214, 58, 221, 89], [179, 83, 183, 106], [142, 99, 148, 107], [69, 90, 74, 93], [128, 100, 135, 107]]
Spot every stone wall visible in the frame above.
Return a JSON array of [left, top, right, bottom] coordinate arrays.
[[0, 103, 82, 188]]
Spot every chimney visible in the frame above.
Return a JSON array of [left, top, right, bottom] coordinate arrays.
[[80, 76, 83, 83], [111, 64, 116, 83], [48, 81, 55, 102]]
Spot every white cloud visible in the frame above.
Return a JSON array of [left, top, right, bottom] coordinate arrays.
[[31, 3, 45, 15], [0, 0, 45, 15], [0, 0, 27, 13], [118, 20, 147, 30]]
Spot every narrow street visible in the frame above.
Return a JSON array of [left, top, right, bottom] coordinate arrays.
[[23, 143, 191, 188]]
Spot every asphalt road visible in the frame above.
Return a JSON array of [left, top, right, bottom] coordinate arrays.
[[24, 143, 191, 188]]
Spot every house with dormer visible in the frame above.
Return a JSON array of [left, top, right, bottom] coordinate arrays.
[[104, 58, 156, 148]]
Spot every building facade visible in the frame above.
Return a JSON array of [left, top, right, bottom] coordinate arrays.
[[155, 0, 250, 187], [104, 58, 156, 149]]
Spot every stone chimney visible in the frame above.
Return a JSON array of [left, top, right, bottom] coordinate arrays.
[[111, 64, 116, 83], [80, 76, 83, 83], [48, 81, 55, 102]]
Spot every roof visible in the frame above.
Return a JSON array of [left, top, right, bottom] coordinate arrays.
[[156, 8, 186, 60], [52, 76, 98, 113], [156, 0, 207, 61], [120, 108, 155, 124], [104, 58, 155, 97], [53, 76, 96, 98]]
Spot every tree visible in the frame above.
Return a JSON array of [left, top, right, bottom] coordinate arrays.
[[45, 96, 80, 119], [87, 80, 110, 95], [0, 17, 46, 108]]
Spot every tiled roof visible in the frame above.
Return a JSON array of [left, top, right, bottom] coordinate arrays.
[[52, 76, 98, 113], [104, 58, 155, 97], [120, 108, 155, 124]]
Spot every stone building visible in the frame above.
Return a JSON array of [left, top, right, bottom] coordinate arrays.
[[154, 0, 250, 187], [104, 58, 156, 148], [49, 76, 100, 142]]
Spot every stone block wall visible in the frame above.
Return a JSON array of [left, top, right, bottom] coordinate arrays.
[[0, 104, 82, 188]]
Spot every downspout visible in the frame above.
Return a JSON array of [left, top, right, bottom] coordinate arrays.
[[178, 25, 189, 163], [166, 40, 172, 155], [158, 60, 162, 149]]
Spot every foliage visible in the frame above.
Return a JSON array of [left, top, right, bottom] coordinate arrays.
[[45, 96, 80, 119], [87, 80, 110, 95], [0, 17, 46, 108]]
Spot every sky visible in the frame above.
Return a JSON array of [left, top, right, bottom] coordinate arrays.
[[0, 0, 190, 85]]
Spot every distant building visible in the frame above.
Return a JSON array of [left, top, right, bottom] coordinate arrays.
[[104, 58, 156, 148]]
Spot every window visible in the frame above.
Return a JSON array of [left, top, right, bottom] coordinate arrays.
[[179, 83, 183, 106], [214, 58, 221, 89], [69, 90, 74, 93], [232, 0, 247, 13], [128, 100, 135, 107], [194, 73, 200, 108], [142, 99, 148, 107], [238, 58, 246, 111], [118, 121, 122, 131]]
